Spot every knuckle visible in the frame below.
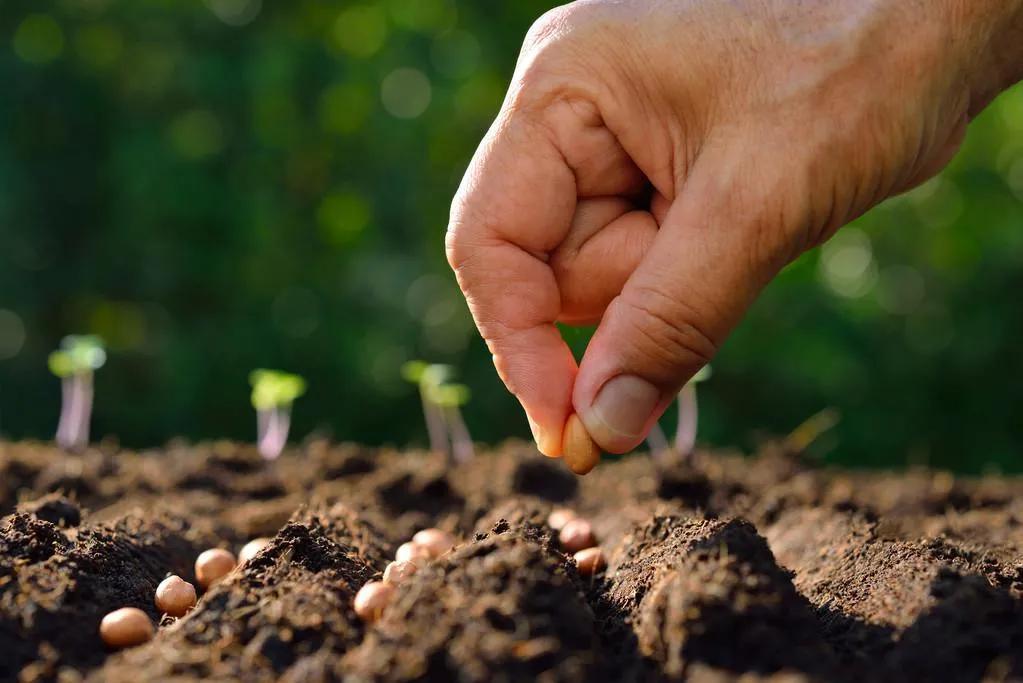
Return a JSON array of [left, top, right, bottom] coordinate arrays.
[[617, 285, 718, 383]]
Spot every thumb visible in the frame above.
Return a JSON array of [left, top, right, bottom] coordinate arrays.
[[573, 149, 790, 453]]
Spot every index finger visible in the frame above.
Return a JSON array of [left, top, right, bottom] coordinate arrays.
[[446, 110, 578, 456]]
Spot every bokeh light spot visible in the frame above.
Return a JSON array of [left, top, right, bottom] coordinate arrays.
[[431, 30, 480, 79], [0, 310, 26, 360], [13, 14, 65, 65], [205, 0, 262, 27], [381, 68, 432, 119], [317, 191, 371, 247], [332, 6, 388, 58], [318, 83, 373, 135], [876, 265, 926, 315], [387, 0, 456, 33], [168, 109, 226, 160], [75, 24, 123, 70], [818, 228, 877, 299]]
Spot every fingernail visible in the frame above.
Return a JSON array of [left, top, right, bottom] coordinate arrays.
[[527, 416, 554, 457], [585, 375, 660, 452]]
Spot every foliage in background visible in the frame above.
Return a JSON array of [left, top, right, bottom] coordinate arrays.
[[1, 0, 1021, 472]]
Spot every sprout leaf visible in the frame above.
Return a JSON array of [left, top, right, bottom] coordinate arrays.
[[49, 335, 106, 377], [250, 369, 307, 410]]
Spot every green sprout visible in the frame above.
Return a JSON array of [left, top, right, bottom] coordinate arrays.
[[249, 369, 306, 460], [430, 382, 474, 463], [48, 335, 106, 452], [402, 360, 474, 463]]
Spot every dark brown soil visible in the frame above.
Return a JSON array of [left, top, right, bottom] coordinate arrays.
[[3, 438, 1023, 682]]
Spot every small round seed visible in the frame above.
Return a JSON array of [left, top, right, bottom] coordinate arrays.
[[559, 518, 596, 553], [354, 581, 395, 623], [412, 528, 455, 558], [562, 413, 601, 475], [195, 548, 237, 589], [547, 508, 577, 531], [238, 537, 271, 565], [100, 607, 154, 649], [154, 575, 197, 617], [383, 560, 419, 584], [574, 547, 606, 576], [395, 541, 431, 564]]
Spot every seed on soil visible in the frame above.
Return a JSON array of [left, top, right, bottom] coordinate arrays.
[[354, 581, 396, 623], [395, 541, 431, 564], [195, 548, 237, 589], [573, 547, 606, 576], [100, 607, 154, 649], [412, 528, 455, 558], [559, 518, 596, 553], [547, 508, 577, 531], [154, 575, 197, 617], [383, 560, 419, 584], [238, 537, 271, 565], [562, 413, 601, 475]]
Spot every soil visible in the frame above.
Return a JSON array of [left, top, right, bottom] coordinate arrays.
[[3, 438, 1023, 682]]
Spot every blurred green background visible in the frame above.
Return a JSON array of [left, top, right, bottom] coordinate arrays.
[[1, 0, 1021, 473]]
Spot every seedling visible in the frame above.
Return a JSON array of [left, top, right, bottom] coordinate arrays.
[[675, 365, 712, 456], [401, 361, 475, 463], [48, 335, 106, 452], [249, 369, 306, 460], [430, 383, 474, 464], [401, 361, 452, 456]]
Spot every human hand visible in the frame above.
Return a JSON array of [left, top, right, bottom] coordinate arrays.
[[447, 0, 1023, 456]]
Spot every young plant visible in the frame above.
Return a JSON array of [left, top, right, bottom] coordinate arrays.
[[249, 369, 306, 460], [430, 383, 474, 463], [48, 335, 106, 452], [401, 360, 475, 463], [401, 361, 452, 456], [675, 365, 712, 456]]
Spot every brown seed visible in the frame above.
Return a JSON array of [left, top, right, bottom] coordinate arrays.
[[154, 575, 197, 617], [547, 508, 577, 531], [559, 518, 596, 553], [562, 413, 600, 475], [194, 548, 236, 589], [238, 537, 271, 565], [353, 581, 395, 623], [412, 528, 455, 558], [573, 547, 606, 576], [383, 560, 419, 584], [395, 541, 431, 564], [100, 607, 154, 649]]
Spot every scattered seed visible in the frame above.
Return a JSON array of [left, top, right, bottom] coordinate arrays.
[[559, 518, 596, 553], [412, 528, 455, 558], [562, 413, 601, 475], [395, 541, 431, 564], [354, 581, 395, 623], [238, 537, 271, 565], [100, 607, 154, 649], [154, 575, 197, 617], [383, 560, 419, 584], [195, 548, 237, 589], [573, 547, 606, 576], [547, 508, 577, 531]]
